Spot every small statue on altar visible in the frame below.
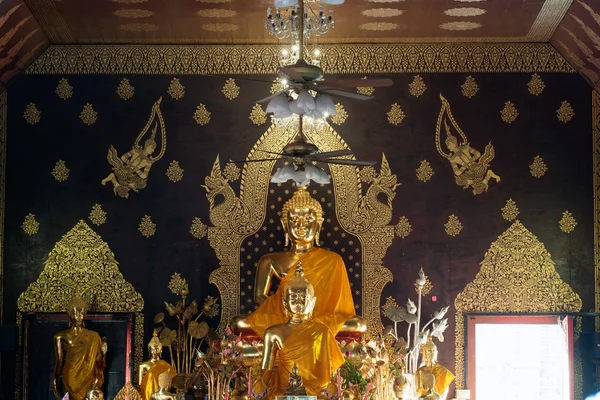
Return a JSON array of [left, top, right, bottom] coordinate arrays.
[[53, 295, 107, 400], [139, 329, 177, 400], [150, 373, 176, 400], [85, 385, 104, 400], [284, 364, 307, 396], [415, 336, 454, 400], [261, 263, 345, 398]]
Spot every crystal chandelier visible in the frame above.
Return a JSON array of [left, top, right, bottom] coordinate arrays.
[[265, 0, 343, 41]]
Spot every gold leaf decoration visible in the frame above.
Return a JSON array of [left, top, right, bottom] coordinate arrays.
[[249, 104, 267, 126], [119, 23, 159, 32], [444, 214, 463, 237], [359, 166, 377, 183], [559, 211, 577, 233], [359, 22, 399, 31], [357, 77, 375, 96], [439, 21, 481, 31], [113, 9, 154, 18], [500, 101, 518, 123], [196, 9, 237, 18], [221, 78, 240, 100], [201, 23, 239, 32], [80, 103, 98, 125], [330, 103, 348, 125], [190, 217, 208, 240], [444, 7, 486, 17], [361, 8, 404, 17], [461, 75, 479, 98], [501, 199, 519, 221], [529, 155, 547, 178], [223, 162, 241, 182], [395, 216, 412, 239], [114, 382, 142, 400], [556, 100, 575, 123], [408, 75, 427, 97], [138, 215, 156, 237], [166, 160, 184, 183], [23, 103, 40, 125], [117, 78, 134, 100], [89, 204, 107, 226], [527, 73, 545, 96], [52, 160, 70, 182], [193, 104, 211, 125], [22, 214, 39, 236], [387, 103, 405, 125], [416, 160, 434, 182], [55, 78, 73, 100], [414, 277, 432, 295], [168, 78, 185, 100], [270, 79, 286, 95]]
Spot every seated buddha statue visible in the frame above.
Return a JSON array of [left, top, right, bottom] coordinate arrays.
[[415, 336, 454, 400], [53, 295, 107, 400], [232, 185, 366, 339], [150, 373, 176, 400], [261, 264, 345, 398], [139, 329, 177, 400]]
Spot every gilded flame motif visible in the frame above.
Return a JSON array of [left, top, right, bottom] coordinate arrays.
[[223, 162, 241, 182], [454, 221, 582, 388], [416, 160, 434, 182], [55, 78, 73, 100], [52, 160, 70, 182], [193, 104, 211, 125], [500, 101, 518, 123], [190, 217, 208, 240], [528, 73, 545, 96], [330, 103, 348, 125], [557, 100, 575, 123], [80, 103, 98, 125], [444, 214, 463, 237], [501, 199, 519, 221], [359, 166, 378, 183], [357, 77, 375, 96], [387, 103, 405, 125], [117, 78, 135, 100], [395, 216, 412, 239], [23, 103, 40, 125], [461, 75, 479, 98], [249, 104, 267, 126], [221, 78, 240, 100], [168, 78, 185, 100], [139, 215, 156, 237], [559, 211, 577, 233], [21, 213, 39, 236], [530, 155, 548, 178], [114, 382, 142, 400], [166, 160, 184, 183], [89, 204, 107, 226], [408, 75, 427, 97]]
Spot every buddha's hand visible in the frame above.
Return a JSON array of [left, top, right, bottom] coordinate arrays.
[[101, 337, 108, 355], [52, 379, 60, 398]]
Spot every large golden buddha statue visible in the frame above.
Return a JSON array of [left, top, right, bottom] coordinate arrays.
[[233, 186, 365, 338], [415, 336, 454, 400], [261, 263, 344, 398], [53, 295, 107, 400], [139, 330, 177, 400]]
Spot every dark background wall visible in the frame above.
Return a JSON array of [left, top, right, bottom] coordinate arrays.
[[0, 70, 594, 398]]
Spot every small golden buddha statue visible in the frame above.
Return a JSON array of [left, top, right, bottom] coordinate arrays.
[[284, 364, 308, 396], [85, 386, 104, 400], [261, 263, 345, 398], [233, 186, 365, 338], [139, 329, 177, 400], [53, 295, 107, 400], [415, 336, 454, 400], [150, 373, 176, 400]]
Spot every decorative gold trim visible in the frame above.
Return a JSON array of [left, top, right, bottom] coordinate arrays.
[[23, 0, 75, 43], [25, 44, 575, 75], [454, 220, 582, 389]]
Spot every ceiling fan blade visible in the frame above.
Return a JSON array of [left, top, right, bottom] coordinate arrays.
[[319, 158, 376, 166], [316, 88, 374, 101], [321, 78, 393, 88], [226, 158, 279, 164], [256, 90, 286, 104], [311, 149, 354, 158], [279, 66, 307, 83]]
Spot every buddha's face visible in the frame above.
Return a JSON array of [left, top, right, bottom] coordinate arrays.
[[71, 306, 85, 328], [283, 287, 315, 317], [149, 344, 162, 359], [421, 346, 437, 365], [284, 207, 320, 245], [86, 389, 104, 400]]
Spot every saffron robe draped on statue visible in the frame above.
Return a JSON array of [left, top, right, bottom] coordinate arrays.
[[416, 364, 455, 398], [62, 330, 105, 400], [263, 320, 345, 398], [140, 360, 177, 400], [247, 247, 355, 338]]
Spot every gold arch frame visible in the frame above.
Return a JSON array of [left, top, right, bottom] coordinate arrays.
[[203, 118, 399, 335]]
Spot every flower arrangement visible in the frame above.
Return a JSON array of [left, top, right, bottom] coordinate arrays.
[[154, 273, 220, 375]]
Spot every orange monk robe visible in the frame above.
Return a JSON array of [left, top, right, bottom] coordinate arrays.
[[140, 360, 177, 400], [417, 365, 455, 397], [263, 320, 345, 399], [62, 330, 105, 400], [247, 247, 355, 338]]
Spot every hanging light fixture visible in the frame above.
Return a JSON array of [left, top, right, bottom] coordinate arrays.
[[271, 163, 330, 186], [265, 90, 337, 120]]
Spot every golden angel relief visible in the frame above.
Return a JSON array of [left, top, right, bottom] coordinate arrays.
[[436, 94, 500, 195], [102, 98, 167, 198]]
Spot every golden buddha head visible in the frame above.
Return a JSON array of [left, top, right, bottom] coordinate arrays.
[[86, 388, 104, 400], [158, 372, 173, 390], [66, 294, 87, 328], [148, 328, 163, 359], [281, 186, 324, 248], [282, 261, 316, 318], [420, 335, 438, 366]]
